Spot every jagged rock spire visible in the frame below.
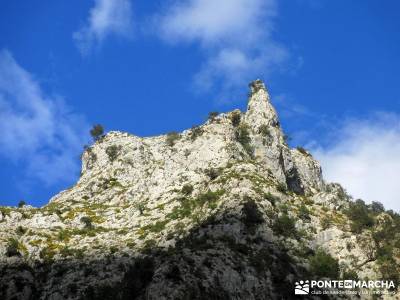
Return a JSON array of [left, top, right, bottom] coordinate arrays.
[[244, 79, 284, 154], [244, 80, 305, 195], [245, 79, 280, 131]]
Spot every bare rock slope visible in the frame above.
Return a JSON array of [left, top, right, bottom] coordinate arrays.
[[0, 80, 399, 299]]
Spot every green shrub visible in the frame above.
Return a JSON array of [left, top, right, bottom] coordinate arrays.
[[372, 218, 396, 246], [18, 200, 26, 208], [208, 111, 219, 121], [378, 258, 399, 288], [99, 177, 121, 190], [6, 238, 20, 257], [277, 183, 287, 194], [39, 247, 55, 262], [74, 248, 85, 259], [197, 190, 224, 206], [142, 220, 168, 233], [136, 202, 145, 215], [106, 145, 121, 162], [249, 79, 265, 94], [59, 246, 74, 257], [258, 124, 271, 137], [80, 216, 93, 229], [370, 201, 385, 214], [57, 229, 71, 242], [235, 125, 253, 156], [320, 215, 332, 230], [84, 147, 97, 167], [272, 214, 296, 237], [181, 184, 194, 195], [345, 199, 374, 233], [230, 111, 241, 127], [279, 203, 289, 214], [166, 132, 180, 147], [167, 197, 194, 220], [205, 168, 221, 180], [298, 204, 311, 221], [190, 126, 204, 141], [376, 244, 393, 261], [296, 147, 310, 156], [90, 124, 104, 141], [309, 249, 339, 279], [336, 185, 350, 201], [0, 207, 11, 218], [16, 226, 27, 235], [265, 192, 279, 206]]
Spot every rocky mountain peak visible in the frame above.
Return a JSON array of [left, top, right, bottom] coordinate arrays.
[[0, 80, 398, 300]]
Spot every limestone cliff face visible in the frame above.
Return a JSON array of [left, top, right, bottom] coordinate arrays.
[[245, 80, 309, 195], [0, 80, 398, 300]]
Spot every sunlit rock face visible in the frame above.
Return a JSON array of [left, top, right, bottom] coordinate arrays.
[[0, 80, 398, 300]]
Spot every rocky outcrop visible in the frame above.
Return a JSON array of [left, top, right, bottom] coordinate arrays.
[[0, 80, 398, 300]]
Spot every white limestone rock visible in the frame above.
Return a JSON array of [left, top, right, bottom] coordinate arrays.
[[0, 80, 397, 300]]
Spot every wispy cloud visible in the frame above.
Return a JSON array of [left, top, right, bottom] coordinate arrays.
[[157, 0, 274, 45], [273, 93, 313, 119], [73, 0, 133, 55], [312, 113, 400, 212], [154, 0, 288, 100], [271, 93, 331, 147], [0, 50, 88, 186]]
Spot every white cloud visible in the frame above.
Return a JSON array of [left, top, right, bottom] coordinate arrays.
[[158, 0, 275, 46], [0, 50, 88, 186], [74, 0, 133, 55], [312, 114, 400, 212], [155, 0, 288, 98], [195, 46, 288, 95]]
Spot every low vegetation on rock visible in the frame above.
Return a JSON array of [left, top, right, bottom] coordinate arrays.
[[166, 131, 180, 147], [90, 124, 105, 141]]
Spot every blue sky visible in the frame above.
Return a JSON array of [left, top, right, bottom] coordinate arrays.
[[1, 0, 400, 210]]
